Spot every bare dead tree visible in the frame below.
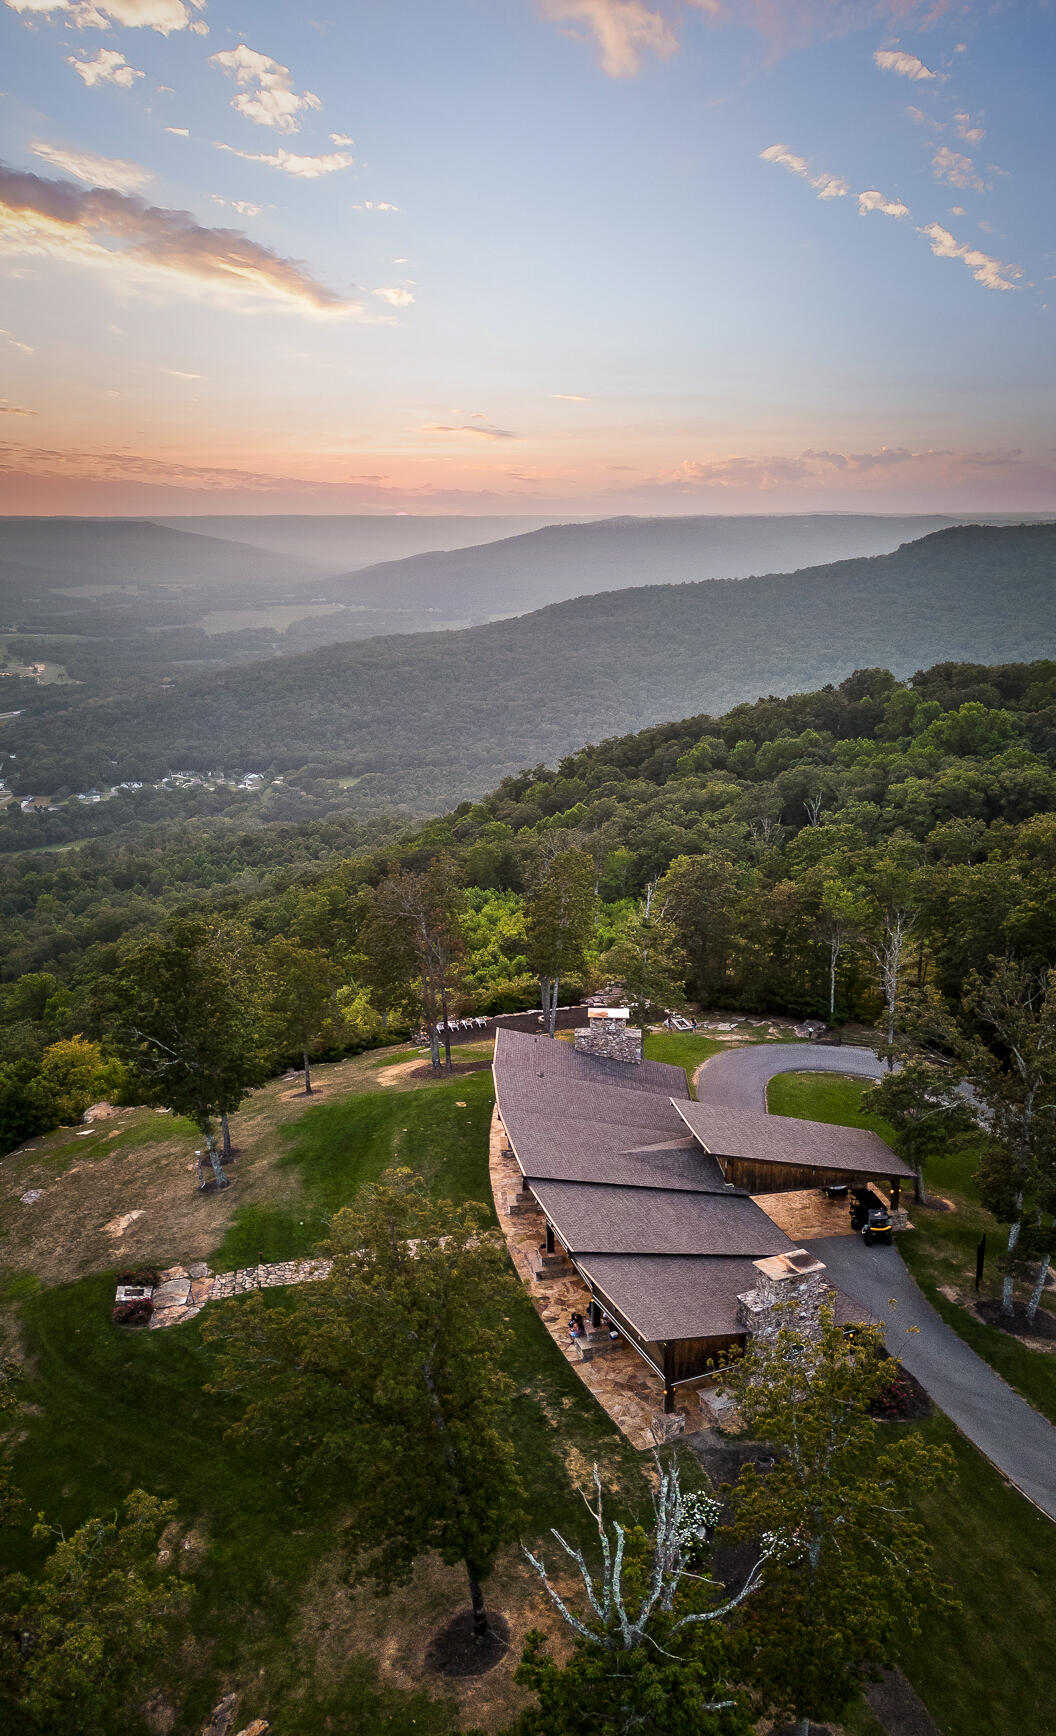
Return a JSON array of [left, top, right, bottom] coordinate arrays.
[[523, 1453, 782, 1672]]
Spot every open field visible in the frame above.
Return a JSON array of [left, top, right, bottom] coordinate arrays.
[[199, 604, 349, 635]]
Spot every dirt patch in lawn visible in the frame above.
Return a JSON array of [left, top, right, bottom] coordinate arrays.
[[377, 1057, 492, 1088], [297, 1544, 576, 1732], [0, 1046, 422, 1290]]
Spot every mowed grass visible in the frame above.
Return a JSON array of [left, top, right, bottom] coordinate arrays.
[[2, 1065, 645, 1736], [643, 1029, 723, 1094], [213, 1066, 497, 1269], [765, 1068, 897, 1139]]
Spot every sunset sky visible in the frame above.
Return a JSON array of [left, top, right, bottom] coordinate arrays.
[[1, 0, 1052, 516]]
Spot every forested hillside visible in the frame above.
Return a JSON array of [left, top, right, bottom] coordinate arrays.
[[6, 524, 1055, 827], [328, 509, 969, 615], [4, 654, 1056, 1151]]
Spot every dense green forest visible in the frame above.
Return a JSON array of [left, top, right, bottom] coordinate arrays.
[[4, 653, 1056, 1153], [5, 526, 1054, 837]]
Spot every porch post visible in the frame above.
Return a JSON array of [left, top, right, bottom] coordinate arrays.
[[589, 1297, 602, 1330], [545, 1222, 555, 1255], [662, 1341, 675, 1414], [891, 1177, 901, 1210]]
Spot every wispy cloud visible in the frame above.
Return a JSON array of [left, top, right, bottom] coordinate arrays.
[[330, 132, 354, 147], [540, 0, 677, 78], [932, 144, 984, 192], [0, 328, 34, 354], [918, 221, 1019, 291], [161, 368, 202, 377], [31, 139, 152, 193], [165, 126, 190, 137], [0, 162, 359, 314], [874, 48, 937, 81], [352, 200, 400, 212], [373, 285, 414, 306], [553, 392, 589, 400], [857, 188, 909, 218], [210, 45, 321, 135], [760, 143, 848, 200], [211, 196, 265, 216], [954, 110, 984, 143], [6, 0, 197, 34], [214, 143, 354, 179], [420, 418, 517, 440], [0, 400, 35, 415]]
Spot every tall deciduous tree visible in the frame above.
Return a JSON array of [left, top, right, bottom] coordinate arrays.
[[659, 852, 738, 1007], [957, 960, 1056, 1319], [0, 1491, 191, 1736], [600, 884, 687, 1025], [862, 1053, 975, 1205], [204, 1171, 526, 1641], [857, 844, 923, 1067], [358, 859, 465, 1071], [525, 848, 596, 1036], [98, 917, 265, 1190], [724, 1310, 953, 1736], [263, 936, 347, 1095]]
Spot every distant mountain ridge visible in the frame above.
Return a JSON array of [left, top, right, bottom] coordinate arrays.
[[324, 511, 1052, 620], [7, 523, 1055, 824]]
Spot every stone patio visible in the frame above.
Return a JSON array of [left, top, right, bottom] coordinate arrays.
[[489, 1105, 710, 1450]]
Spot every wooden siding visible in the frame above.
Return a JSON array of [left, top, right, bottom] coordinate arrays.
[[665, 1333, 743, 1383], [720, 1155, 901, 1195]]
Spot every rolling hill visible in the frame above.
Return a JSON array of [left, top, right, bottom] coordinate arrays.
[[324, 511, 1047, 620], [5, 523, 1055, 818]]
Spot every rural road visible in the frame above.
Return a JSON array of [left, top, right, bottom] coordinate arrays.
[[696, 1040, 1056, 1524]]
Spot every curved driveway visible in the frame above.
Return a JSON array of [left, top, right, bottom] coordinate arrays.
[[694, 1040, 885, 1112], [696, 1040, 1056, 1523]]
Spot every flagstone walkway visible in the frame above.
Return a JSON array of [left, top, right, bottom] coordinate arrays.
[[147, 1256, 332, 1329]]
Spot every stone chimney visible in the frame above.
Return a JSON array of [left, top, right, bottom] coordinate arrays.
[[574, 1007, 642, 1065], [737, 1248, 829, 1345]]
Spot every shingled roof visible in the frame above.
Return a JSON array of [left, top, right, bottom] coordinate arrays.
[[493, 1025, 689, 1098], [530, 1181, 793, 1257], [491, 1028, 887, 1354], [672, 1101, 914, 1180]]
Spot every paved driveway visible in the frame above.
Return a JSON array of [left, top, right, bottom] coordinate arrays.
[[695, 1039, 884, 1111], [697, 1040, 1056, 1522]]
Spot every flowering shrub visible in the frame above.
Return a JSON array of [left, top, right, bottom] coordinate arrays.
[[869, 1366, 924, 1419], [112, 1298, 154, 1327]]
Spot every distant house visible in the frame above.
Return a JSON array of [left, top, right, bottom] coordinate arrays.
[[492, 1024, 910, 1413]]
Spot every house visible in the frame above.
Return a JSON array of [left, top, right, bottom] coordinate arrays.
[[493, 1021, 909, 1412]]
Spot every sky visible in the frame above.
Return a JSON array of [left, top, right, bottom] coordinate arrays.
[[0, 0, 1053, 516]]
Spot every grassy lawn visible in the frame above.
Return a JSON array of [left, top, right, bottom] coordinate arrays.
[[643, 1029, 723, 1094], [766, 1068, 897, 1140], [1, 1063, 648, 1736]]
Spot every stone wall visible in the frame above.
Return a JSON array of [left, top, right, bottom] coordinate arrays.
[[574, 1019, 643, 1065]]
